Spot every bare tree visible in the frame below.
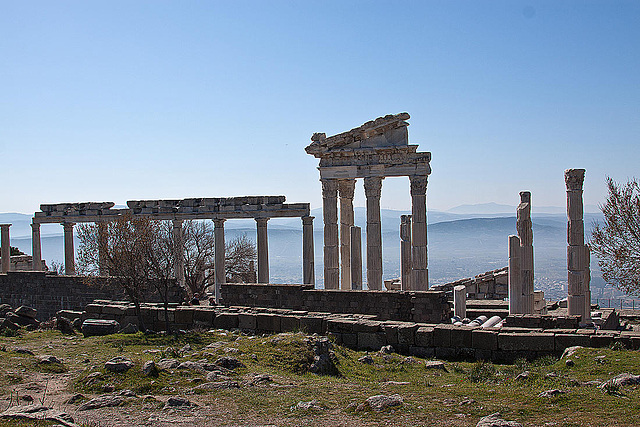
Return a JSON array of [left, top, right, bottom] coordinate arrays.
[[591, 177, 640, 298], [182, 220, 215, 296], [225, 234, 257, 283]]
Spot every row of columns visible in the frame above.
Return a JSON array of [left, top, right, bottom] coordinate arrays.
[[321, 175, 429, 291]]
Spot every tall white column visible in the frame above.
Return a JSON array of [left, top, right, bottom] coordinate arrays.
[[410, 175, 429, 290], [322, 179, 339, 289], [31, 222, 42, 271], [517, 191, 534, 314], [63, 222, 75, 275], [172, 219, 186, 291], [302, 216, 315, 286], [454, 285, 467, 318], [213, 218, 226, 303], [350, 225, 362, 290], [508, 234, 522, 314], [400, 215, 412, 290], [338, 179, 356, 290], [364, 176, 383, 290], [565, 169, 591, 322], [1, 224, 11, 273], [256, 218, 270, 284]]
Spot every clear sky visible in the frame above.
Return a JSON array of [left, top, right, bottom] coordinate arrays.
[[1, 1, 639, 215]]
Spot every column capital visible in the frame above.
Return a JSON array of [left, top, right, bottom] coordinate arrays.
[[62, 222, 75, 231], [564, 169, 585, 191], [409, 175, 428, 196], [255, 217, 269, 226], [302, 216, 315, 225], [0, 224, 11, 230], [338, 179, 356, 199], [212, 218, 226, 227], [364, 176, 383, 198], [321, 179, 339, 198], [31, 222, 40, 230], [519, 191, 531, 204], [172, 219, 183, 228]]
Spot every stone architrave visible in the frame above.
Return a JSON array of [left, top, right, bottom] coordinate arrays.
[[508, 235, 522, 314], [172, 219, 186, 291], [302, 216, 315, 286], [213, 219, 226, 302], [350, 225, 362, 290], [565, 169, 591, 322], [516, 191, 534, 314], [1, 224, 10, 273], [31, 222, 42, 271], [63, 222, 75, 275], [410, 175, 429, 290], [453, 285, 467, 318], [338, 179, 356, 290], [322, 179, 340, 289], [364, 176, 383, 290], [400, 215, 412, 290], [256, 218, 270, 284]]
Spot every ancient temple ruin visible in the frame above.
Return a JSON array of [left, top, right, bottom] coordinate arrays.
[[305, 113, 431, 291]]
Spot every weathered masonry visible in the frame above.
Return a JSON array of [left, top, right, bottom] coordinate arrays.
[[306, 113, 431, 291], [30, 196, 314, 300]]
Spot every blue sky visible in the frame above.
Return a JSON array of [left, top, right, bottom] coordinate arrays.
[[1, 1, 639, 214]]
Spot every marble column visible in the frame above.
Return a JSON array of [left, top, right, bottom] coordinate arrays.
[[565, 169, 591, 322], [302, 216, 315, 286], [350, 225, 362, 290], [1, 224, 11, 273], [508, 235, 522, 314], [97, 223, 108, 276], [364, 176, 383, 290], [31, 222, 42, 271], [172, 219, 186, 290], [454, 285, 467, 318], [322, 179, 339, 289], [63, 222, 75, 275], [400, 215, 412, 290], [517, 191, 534, 314], [213, 219, 226, 303], [256, 218, 270, 284], [338, 179, 356, 290], [410, 175, 429, 290]]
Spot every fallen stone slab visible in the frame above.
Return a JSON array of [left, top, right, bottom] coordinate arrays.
[[476, 412, 522, 427], [78, 395, 125, 411], [15, 306, 37, 319], [37, 355, 62, 364], [291, 400, 324, 411], [215, 356, 245, 370], [193, 380, 240, 391], [424, 361, 447, 371], [105, 356, 134, 373], [364, 394, 404, 412], [599, 373, 640, 388], [1, 404, 77, 426], [82, 319, 120, 337], [157, 358, 180, 370], [164, 396, 193, 408], [538, 389, 566, 398]]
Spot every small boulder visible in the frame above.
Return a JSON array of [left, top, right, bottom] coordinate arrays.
[[78, 395, 124, 411], [104, 356, 134, 373], [364, 394, 404, 412], [157, 358, 179, 370], [291, 400, 324, 411], [424, 360, 448, 371], [56, 316, 75, 335], [142, 360, 159, 377], [215, 356, 245, 370], [13, 348, 35, 356], [193, 380, 240, 391], [81, 319, 120, 337], [476, 413, 523, 427], [538, 389, 566, 398], [119, 323, 139, 334], [15, 306, 37, 319], [379, 345, 395, 354], [37, 355, 62, 364], [358, 355, 374, 364], [561, 346, 582, 359], [599, 373, 640, 388], [164, 396, 192, 408]]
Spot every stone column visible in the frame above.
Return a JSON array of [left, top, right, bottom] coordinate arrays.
[[322, 179, 339, 289], [338, 179, 356, 290], [517, 191, 534, 314], [213, 219, 226, 303], [508, 235, 522, 314], [565, 169, 591, 322], [256, 218, 270, 284], [350, 225, 362, 290], [302, 216, 315, 286], [97, 223, 108, 276], [172, 219, 186, 290], [453, 285, 467, 318], [410, 175, 429, 290], [364, 176, 383, 290], [1, 224, 11, 273], [400, 215, 412, 290], [31, 222, 42, 271], [63, 222, 75, 275]]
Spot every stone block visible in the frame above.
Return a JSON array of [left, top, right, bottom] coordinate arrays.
[[498, 333, 555, 352], [397, 323, 419, 346], [433, 324, 454, 348], [554, 333, 590, 351], [382, 323, 399, 345], [409, 346, 434, 358], [102, 305, 127, 316], [280, 315, 301, 332], [214, 313, 239, 330], [15, 306, 37, 319], [174, 308, 194, 325], [327, 319, 358, 334], [353, 320, 382, 333], [450, 326, 473, 348], [590, 333, 615, 348], [193, 309, 215, 324], [342, 333, 358, 348], [472, 329, 498, 351], [300, 316, 324, 334], [256, 313, 281, 332], [415, 326, 434, 347], [82, 319, 120, 337], [238, 313, 257, 330], [435, 347, 457, 360], [85, 304, 103, 314], [474, 349, 493, 361], [358, 332, 387, 351]]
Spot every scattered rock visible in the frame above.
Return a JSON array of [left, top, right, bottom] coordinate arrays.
[[358, 355, 374, 364], [15, 306, 37, 319], [65, 394, 85, 404], [459, 398, 476, 406], [142, 360, 159, 377], [206, 371, 231, 381], [476, 412, 523, 427], [119, 323, 139, 334], [561, 346, 582, 359], [157, 358, 179, 370], [538, 389, 566, 398], [193, 380, 240, 391], [119, 389, 137, 397], [403, 356, 417, 364], [565, 359, 574, 367], [424, 360, 448, 371], [164, 396, 193, 408], [177, 361, 206, 372], [0, 304, 12, 316], [0, 404, 77, 427], [383, 381, 410, 386], [599, 373, 640, 389], [245, 373, 272, 386], [363, 394, 404, 412], [78, 395, 124, 411], [55, 316, 75, 335], [37, 355, 62, 364], [379, 345, 395, 354], [13, 348, 35, 356], [291, 400, 324, 411], [305, 336, 339, 376], [179, 344, 192, 354], [215, 356, 245, 370], [20, 395, 33, 403], [104, 356, 134, 373], [515, 371, 530, 381]]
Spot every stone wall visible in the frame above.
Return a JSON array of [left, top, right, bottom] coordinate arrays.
[[0, 271, 184, 321], [83, 300, 640, 362], [220, 283, 450, 324], [432, 267, 508, 300]]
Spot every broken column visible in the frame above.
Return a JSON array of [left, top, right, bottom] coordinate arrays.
[[302, 216, 315, 286], [410, 175, 429, 290], [517, 191, 534, 314], [364, 176, 383, 290], [256, 218, 270, 284], [338, 179, 356, 290], [508, 235, 522, 314], [1, 224, 10, 273], [63, 222, 75, 275], [565, 168, 591, 323], [213, 218, 226, 302], [31, 222, 42, 271], [322, 179, 339, 289], [453, 285, 467, 318], [172, 219, 185, 290], [400, 215, 412, 290], [350, 225, 362, 290]]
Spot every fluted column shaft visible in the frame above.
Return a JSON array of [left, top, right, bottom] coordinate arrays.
[[302, 216, 315, 286], [338, 179, 356, 290], [517, 191, 534, 314], [365, 176, 383, 290], [213, 219, 226, 302], [400, 215, 412, 290], [1, 224, 11, 273], [508, 235, 522, 314], [31, 222, 42, 271], [172, 219, 185, 290], [256, 218, 270, 284], [322, 179, 339, 289], [63, 222, 75, 275], [350, 225, 362, 290], [410, 175, 429, 290]]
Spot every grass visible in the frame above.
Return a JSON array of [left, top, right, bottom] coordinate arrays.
[[0, 328, 638, 426]]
